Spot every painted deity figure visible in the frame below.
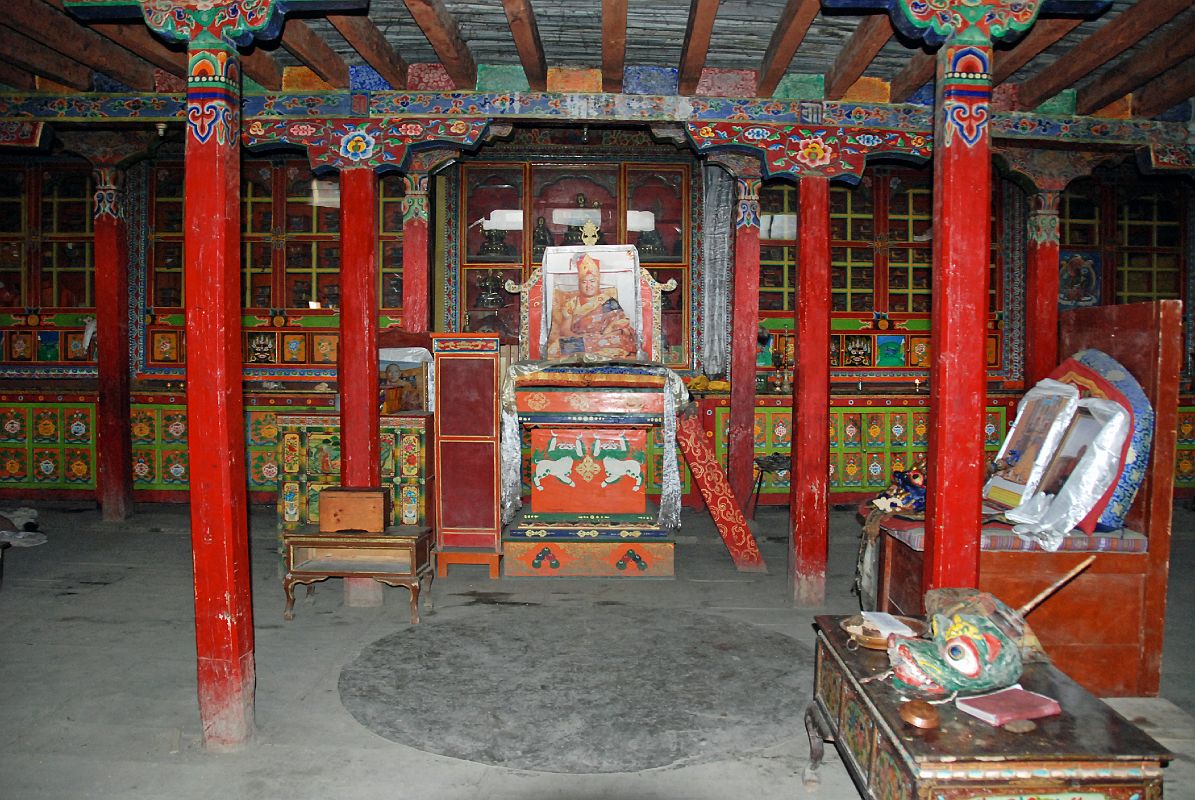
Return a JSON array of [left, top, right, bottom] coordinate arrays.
[[546, 252, 637, 360]]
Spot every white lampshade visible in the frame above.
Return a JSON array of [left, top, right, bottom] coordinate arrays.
[[481, 209, 524, 230], [626, 210, 656, 232], [551, 207, 602, 227]]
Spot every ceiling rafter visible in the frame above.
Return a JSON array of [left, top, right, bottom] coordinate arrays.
[[9, 0, 155, 90], [328, 13, 408, 90], [500, 0, 547, 92], [1076, 22, 1195, 115], [601, 0, 628, 93], [756, 0, 821, 98], [824, 12, 894, 100], [280, 18, 350, 88], [888, 51, 934, 103], [241, 47, 283, 91], [403, 0, 477, 90], [0, 26, 92, 90], [0, 60, 38, 91], [678, 0, 720, 96], [991, 18, 1081, 86], [1132, 57, 1195, 120], [40, 0, 187, 78], [1016, 0, 1191, 110]]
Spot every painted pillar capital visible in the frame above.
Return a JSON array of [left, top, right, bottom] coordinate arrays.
[[66, 0, 361, 47], [1028, 190, 1061, 246], [57, 131, 157, 221], [243, 118, 491, 174], [994, 145, 1119, 193], [688, 122, 931, 183], [401, 173, 430, 223]]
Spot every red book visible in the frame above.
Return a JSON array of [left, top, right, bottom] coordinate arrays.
[[955, 686, 1062, 726]]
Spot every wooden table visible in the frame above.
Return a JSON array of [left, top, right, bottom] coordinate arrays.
[[282, 527, 433, 624], [806, 615, 1170, 800]]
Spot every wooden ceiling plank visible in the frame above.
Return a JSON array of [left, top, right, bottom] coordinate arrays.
[[1016, 0, 1191, 110], [0, 60, 38, 91], [1076, 23, 1195, 115], [756, 0, 821, 98], [601, 0, 628, 93], [280, 18, 350, 88], [824, 12, 894, 101], [10, 0, 154, 90], [991, 18, 1081, 85], [41, 0, 187, 78], [328, 13, 408, 90], [1131, 57, 1195, 119], [403, 0, 477, 90], [241, 48, 283, 91], [0, 25, 92, 90], [678, 0, 720, 96], [889, 51, 934, 103], [500, 0, 547, 91]]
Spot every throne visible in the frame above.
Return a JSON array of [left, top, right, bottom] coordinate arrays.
[[499, 243, 687, 577]]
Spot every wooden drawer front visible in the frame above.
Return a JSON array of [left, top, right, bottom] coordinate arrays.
[[503, 540, 674, 577], [814, 640, 844, 726], [838, 683, 877, 786], [928, 780, 1160, 799]]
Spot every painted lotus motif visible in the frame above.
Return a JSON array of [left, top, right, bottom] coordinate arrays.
[[338, 128, 376, 161], [794, 137, 833, 168]]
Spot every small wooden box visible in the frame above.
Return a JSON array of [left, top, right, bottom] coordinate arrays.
[[319, 487, 391, 533]]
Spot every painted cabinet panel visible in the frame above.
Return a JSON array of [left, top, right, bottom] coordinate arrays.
[[0, 401, 95, 489]]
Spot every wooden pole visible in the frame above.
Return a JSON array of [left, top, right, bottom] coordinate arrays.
[[401, 172, 430, 333], [791, 174, 830, 605], [923, 41, 994, 591], [92, 167, 133, 520], [339, 165, 381, 487], [729, 172, 761, 509], [1025, 190, 1061, 384], [182, 39, 255, 749]]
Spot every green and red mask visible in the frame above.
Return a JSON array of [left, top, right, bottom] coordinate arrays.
[[886, 611, 1022, 698]]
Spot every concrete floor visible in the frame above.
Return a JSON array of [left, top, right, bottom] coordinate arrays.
[[1, 499, 1194, 799]]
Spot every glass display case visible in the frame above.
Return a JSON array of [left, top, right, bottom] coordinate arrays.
[[456, 159, 694, 367]]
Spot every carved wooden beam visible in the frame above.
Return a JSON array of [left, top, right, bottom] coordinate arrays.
[[281, 18, 350, 87], [889, 50, 934, 103], [328, 13, 408, 90], [991, 18, 1081, 86], [403, 0, 477, 89], [241, 47, 283, 91], [757, 0, 820, 98], [501, 0, 546, 91], [8, 0, 154, 90], [0, 60, 37, 91], [0, 25, 92, 89], [824, 12, 893, 100], [678, 0, 719, 95], [1016, 0, 1190, 110], [601, 0, 628, 92], [1132, 57, 1195, 120], [40, 0, 187, 78], [1077, 24, 1195, 115]]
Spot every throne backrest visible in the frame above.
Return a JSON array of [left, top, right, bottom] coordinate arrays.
[[505, 244, 675, 363]]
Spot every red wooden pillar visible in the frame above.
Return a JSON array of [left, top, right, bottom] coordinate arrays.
[[729, 169, 762, 509], [923, 42, 995, 591], [339, 166, 380, 487], [401, 172, 430, 333], [1025, 191, 1061, 384], [181, 40, 255, 749], [791, 175, 830, 605], [92, 167, 133, 521]]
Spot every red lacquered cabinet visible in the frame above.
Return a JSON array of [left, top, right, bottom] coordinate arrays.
[[431, 333, 502, 577]]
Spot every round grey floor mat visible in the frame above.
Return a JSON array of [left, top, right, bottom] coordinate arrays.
[[338, 604, 812, 773]]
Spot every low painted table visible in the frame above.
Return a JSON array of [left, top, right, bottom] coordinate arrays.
[[282, 527, 433, 624], [806, 615, 1170, 800]]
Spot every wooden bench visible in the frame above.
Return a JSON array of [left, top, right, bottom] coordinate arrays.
[[282, 527, 433, 624]]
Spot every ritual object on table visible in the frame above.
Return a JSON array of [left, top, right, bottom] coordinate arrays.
[[886, 556, 1095, 699]]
